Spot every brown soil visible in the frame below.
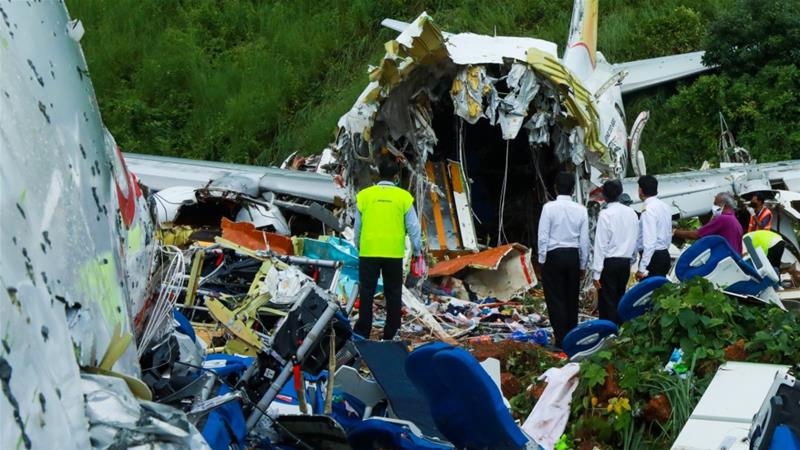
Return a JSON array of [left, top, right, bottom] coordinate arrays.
[[577, 440, 605, 450], [724, 339, 747, 361], [597, 364, 623, 402], [528, 380, 548, 401], [500, 372, 522, 398], [643, 394, 672, 423], [468, 340, 559, 373]]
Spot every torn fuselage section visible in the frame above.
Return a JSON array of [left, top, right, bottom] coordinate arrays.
[[335, 13, 613, 254]]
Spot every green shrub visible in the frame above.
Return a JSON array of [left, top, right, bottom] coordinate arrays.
[[633, 63, 800, 172], [703, 0, 800, 75], [566, 278, 799, 448]]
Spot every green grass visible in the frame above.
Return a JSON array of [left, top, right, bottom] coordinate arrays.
[[68, 0, 745, 168]]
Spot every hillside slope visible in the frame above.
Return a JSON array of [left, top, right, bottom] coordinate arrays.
[[66, 0, 799, 173]]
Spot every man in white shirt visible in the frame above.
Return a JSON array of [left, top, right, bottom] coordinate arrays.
[[537, 172, 589, 347], [592, 180, 639, 324], [636, 175, 673, 280]]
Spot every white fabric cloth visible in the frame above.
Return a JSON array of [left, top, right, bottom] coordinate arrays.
[[537, 195, 589, 268], [522, 363, 581, 450], [592, 202, 639, 280], [638, 196, 673, 273]]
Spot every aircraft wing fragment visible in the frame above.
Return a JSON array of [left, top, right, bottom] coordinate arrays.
[[615, 51, 713, 94], [124, 152, 345, 204]]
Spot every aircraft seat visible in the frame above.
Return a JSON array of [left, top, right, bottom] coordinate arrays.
[[562, 275, 671, 360], [675, 236, 781, 306], [561, 320, 618, 361], [617, 276, 671, 322], [406, 342, 535, 450]]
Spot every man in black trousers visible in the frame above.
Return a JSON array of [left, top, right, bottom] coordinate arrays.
[[592, 180, 639, 324], [537, 172, 589, 348], [635, 175, 673, 280], [353, 157, 423, 340]]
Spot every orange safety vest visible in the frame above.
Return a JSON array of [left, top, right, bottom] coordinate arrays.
[[748, 207, 772, 232]]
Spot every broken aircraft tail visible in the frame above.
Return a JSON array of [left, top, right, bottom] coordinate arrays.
[[564, 0, 599, 79]]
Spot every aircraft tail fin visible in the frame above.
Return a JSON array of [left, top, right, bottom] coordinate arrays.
[[564, 0, 598, 74]]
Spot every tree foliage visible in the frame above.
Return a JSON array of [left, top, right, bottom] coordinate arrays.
[[67, 0, 799, 171], [629, 0, 800, 173], [702, 0, 800, 75]]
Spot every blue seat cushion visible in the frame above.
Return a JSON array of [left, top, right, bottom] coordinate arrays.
[[770, 424, 800, 450], [204, 354, 254, 378], [357, 340, 444, 439], [173, 308, 196, 342], [408, 344, 529, 450], [727, 278, 774, 297], [676, 236, 761, 282], [201, 354, 252, 450], [617, 276, 671, 322], [331, 390, 367, 432], [405, 342, 462, 440], [202, 384, 247, 450], [347, 419, 453, 450], [562, 320, 618, 359]]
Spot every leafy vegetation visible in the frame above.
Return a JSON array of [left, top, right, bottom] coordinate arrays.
[[68, 0, 798, 171], [68, 0, 771, 169], [629, 0, 800, 172], [560, 278, 800, 449]]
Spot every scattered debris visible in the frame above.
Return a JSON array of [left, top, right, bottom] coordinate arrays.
[[428, 243, 536, 302], [3, 2, 799, 450]]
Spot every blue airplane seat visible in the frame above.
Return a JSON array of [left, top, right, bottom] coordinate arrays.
[[345, 343, 453, 450], [405, 342, 466, 441], [770, 425, 800, 450], [201, 355, 252, 450], [675, 236, 780, 303], [405, 343, 531, 450], [347, 419, 454, 450], [561, 320, 618, 360], [617, 276, 671, 322]]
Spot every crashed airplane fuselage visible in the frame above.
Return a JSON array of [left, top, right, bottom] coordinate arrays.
[[1, 3, 158, 447], [335, 1, 710, 253]]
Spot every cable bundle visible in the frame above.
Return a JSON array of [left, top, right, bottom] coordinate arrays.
[[138, 245, 187, 357]]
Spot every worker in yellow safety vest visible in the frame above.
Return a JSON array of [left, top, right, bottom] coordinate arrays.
[[745, 229, 785, 274], [353, 156, 423, 340], [747, 192, 773, 232]]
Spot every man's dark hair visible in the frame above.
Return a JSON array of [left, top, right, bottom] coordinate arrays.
[[377, 156, 400, 180], [602, 180, 623, 203], [638, 175, 658, 197], [751, 191, 767, 203], [555, 172, 575, 196]]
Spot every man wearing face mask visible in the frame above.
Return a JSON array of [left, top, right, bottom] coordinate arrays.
[[674, 192, 744, 254], [747, 192, 773, 232], [353, 155, 424, 340]]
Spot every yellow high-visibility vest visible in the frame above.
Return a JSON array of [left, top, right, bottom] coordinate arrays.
[[745, 230, 782, 255], [357, 184, 413, 258]]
